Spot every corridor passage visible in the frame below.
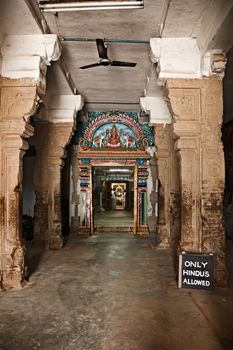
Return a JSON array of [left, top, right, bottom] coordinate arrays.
[[94, 210, 134, 228], [1, 233, 233, 350]]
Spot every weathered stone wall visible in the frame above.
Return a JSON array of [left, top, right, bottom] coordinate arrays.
[[166, 78, 226, 285], [0, 77, 38, 289]]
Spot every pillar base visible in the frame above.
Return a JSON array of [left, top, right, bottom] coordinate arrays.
[[157, 240, 170, 249], [157, 225, 170, 248], [49, 234, 63, 250], [1, 269, 25, 290]]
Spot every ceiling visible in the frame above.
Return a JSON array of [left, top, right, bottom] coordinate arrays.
[[93, 166, 134, 182], [1, 0, 233, 112], [43, 0, 211, 111]]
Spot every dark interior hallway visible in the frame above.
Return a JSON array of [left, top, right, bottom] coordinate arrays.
[[1, 233, 233, 350]]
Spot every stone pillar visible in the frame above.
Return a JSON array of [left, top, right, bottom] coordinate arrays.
[[155, 124, 180, 248], [0, 34, 61, 289], [149, 36, 227, 285], [47, 122, 74, 249], [70, 145, 80, 233], [0, 78, 38, 289], [34, 95, 84, 249], [167, 78, 226, 285], [34, 120, 49, 244], [140, 95, 174, 246]]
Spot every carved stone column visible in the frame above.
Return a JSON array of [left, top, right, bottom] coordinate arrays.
[[167, 78, 226, 285], [0, 34, 61, 289], [0, 78, 38, 289], [41, 95, 83, 249], [70, 145, 80, 233], [140, 94, 174, 246], [34, 121, 75, 249], [33, 120, 49, 245], [47, 122, 74, 249], [155, 124, 180, 248]]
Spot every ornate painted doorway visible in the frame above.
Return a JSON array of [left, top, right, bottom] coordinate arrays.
[[73, 112, 155, 235], [92, 164, 137, 233]]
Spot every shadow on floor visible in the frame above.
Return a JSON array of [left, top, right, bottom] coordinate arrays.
[[25, 240, 47, 278]]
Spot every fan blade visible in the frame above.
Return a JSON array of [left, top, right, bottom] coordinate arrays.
[[111, 61, 137, 67], [96, 39, 108, 59], [80, 62, 101, 69]]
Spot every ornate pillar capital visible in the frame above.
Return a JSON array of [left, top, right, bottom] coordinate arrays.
[[150, 37, 226, 82], [44, 94, 84, 123], [1, 34, 61, 95], [140, 96, 172, 125]]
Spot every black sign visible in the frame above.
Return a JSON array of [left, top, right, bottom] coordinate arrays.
[[178, 252, 214, 290]]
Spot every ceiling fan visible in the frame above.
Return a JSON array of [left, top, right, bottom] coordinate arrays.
[[80, 39, 137, 69]]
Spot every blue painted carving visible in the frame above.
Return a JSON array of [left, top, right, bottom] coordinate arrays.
[[81, 158, 91, 165], [136, 159, 145, 165], [138, 180, 147, 187], [73, 111, 154, 151], [72, 120, 88, 145], [92, 123, 137, 149], [141, 123, 155, 146]]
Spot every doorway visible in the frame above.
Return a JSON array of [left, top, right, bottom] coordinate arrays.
[[92, 165, 135, 232]]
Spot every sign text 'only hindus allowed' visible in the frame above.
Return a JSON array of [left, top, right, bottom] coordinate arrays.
[[178, 252, 214, 290]]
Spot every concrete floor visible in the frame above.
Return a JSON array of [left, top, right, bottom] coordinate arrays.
[[1, 233, 233, 350]]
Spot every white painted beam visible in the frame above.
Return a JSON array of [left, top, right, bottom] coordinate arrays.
[[45, 95, 84, 123], [140, 96, 172, 125], [150, 37, 202, 79], [150, 37, 226, 81], [1, 34, 61, 83]]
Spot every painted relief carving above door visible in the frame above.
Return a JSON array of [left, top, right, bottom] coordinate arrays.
[[74, 112, 154, 152]]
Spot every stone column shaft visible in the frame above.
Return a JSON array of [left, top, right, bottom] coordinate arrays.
[[167, 78, 226, 285], [0, 79, 38, 289], [0, 34, 62, 289], [155, 124, 180, 248], [34, 121, 49, 244], [34, 95, 83, 248], [47, 122, 74, 249]]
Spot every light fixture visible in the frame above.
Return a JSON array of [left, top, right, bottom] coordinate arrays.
[[39, 1, 144, 12], [109, 168, 132, 173]]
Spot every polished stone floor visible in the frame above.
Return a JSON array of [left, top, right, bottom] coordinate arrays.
[[94, 210, 133, 228], [0, 233, 233, 350]]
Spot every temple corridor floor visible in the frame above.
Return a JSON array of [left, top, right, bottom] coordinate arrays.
[[1, 233, 233, 350], [94, 210, 134, 227]]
